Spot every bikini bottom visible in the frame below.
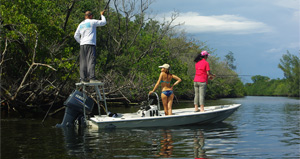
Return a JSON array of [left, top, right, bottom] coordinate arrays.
[[162, 90, 173, 97]]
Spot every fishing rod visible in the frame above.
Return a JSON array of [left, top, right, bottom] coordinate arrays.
[[207, 74, 252, 80], [99, 0, 111, 19], [104, 0, 111, 10]]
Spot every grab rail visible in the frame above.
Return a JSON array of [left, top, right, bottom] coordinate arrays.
[[148, 92, 160, 111]]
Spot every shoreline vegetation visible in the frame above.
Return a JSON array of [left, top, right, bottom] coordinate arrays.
[[1, 0, 299, 118]]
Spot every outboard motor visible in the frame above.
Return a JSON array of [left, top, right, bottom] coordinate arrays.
[[56, 90, 94, 127]]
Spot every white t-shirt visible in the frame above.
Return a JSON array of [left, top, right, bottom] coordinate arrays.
[[74, 15, 106, 45]]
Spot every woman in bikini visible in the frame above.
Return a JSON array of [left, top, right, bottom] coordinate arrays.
[[149, 64, 181, 115]]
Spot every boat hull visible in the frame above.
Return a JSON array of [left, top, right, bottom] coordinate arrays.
[[89, 104, 241, 129]]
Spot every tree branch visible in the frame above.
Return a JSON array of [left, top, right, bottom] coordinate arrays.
[[12, 31, 57, 100], [0, 38, 8, 66]]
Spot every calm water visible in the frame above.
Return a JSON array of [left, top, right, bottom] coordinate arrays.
[[1, 96, 299, 159]]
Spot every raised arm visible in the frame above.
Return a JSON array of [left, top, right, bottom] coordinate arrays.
[[96, 10, 107, 26]]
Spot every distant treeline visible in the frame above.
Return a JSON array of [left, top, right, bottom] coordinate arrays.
[[245, 52, 299, 97]]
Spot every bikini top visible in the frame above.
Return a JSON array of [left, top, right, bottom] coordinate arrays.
[[160, 74, 172, 84], [160, 80, 171, 84]]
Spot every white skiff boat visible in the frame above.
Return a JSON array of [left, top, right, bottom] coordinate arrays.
[[88, 104, 241, 129], [56, 82, 241, 129]]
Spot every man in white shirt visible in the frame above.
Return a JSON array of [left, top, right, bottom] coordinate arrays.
[[74, 10, 106, 83]]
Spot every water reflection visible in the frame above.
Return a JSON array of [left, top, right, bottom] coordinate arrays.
[[281, 103, 300, 148], [194, 130, 207, 158], [153, 129, 174, 157], [58, 122, 238, 158], [60, 126, 93, 156]]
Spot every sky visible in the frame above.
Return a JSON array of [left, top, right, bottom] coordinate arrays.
[[147, 0, 299, 83]]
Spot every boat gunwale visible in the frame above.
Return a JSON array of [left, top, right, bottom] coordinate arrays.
[[90, 104, 241, 124]]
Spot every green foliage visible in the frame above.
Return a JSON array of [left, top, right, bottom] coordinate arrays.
[[245, 51, 300, 97], [245, 75, 272, 96], [245, 76, 290, 96], [225, 51, 236, 70], [203, 55, 245, 98], [1, 0, 247, 111], [1, 0, 81, 107], [278, 51, 300, 96]]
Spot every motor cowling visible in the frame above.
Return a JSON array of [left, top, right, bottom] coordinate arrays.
[[56, 90, 94, 127]]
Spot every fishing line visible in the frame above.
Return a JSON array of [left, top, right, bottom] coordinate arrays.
[[216, 75, 253, 77]]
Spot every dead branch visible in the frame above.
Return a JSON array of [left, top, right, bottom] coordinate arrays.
[[0, 38, 8, 66], [12, 31, 57, 100], [110, 0, 153, 55], [136, 12, 182, 62], [118, 90, 131, 103], [48, 106, 65, 116], [0, 85, 13, 100]]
